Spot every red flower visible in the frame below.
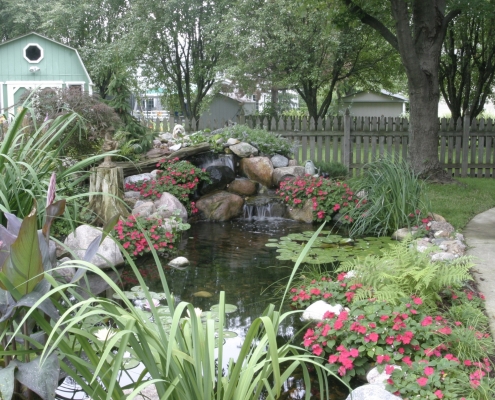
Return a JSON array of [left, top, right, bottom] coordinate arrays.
[[416, 377, 428, 386], [424, 366, 435, 376], [434, 390, 444, 399]]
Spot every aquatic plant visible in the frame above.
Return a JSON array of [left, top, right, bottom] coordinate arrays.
[[266, 230, 393, 265]]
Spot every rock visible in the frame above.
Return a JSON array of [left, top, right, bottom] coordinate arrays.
[[193, 291, 213, 298], [272, 166, 305, 186], [229, 142, 259, 158], [226, 138, 240, 146], [54, 257, 76, 283], [154, 193, 188, 222], [302, 300, 343, 321], [200, 165, 236, 195], [430, 221, 455, 237], [287, 199, 314, 223], [367, 366, 402, 390], [132, 201, 156, 218], [345, 384, 401, 400], [239, 157, 274, 187], [169, 143, 182, 152], [415, 238, 433, 253], [438, 240, 466, 256], [288, 159, 298, 166], [227, 178, 258, 196], [455, 232, 465, 242], [428, 212, 446, 222], [168, 256, 190, 269], [150, 169, 161, 179], [271, 154, 289, 168], [196, 191, 244, 221], [431, 252, 457, 261], [391, 227, 417, 241], [64, 225, 124, 269], [124, 191, 142, 199], [153, 139, 162, 147], [124, 173, 153, 186]]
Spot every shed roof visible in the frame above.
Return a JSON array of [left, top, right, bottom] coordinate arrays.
[[341, 90, 408, 103]]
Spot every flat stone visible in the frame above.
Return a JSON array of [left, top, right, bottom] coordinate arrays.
[[272, 166, 305, 186], [132, 201, 156, 218], [345, 384, 401, 400], [168, 256, 190, 269], [124, 173, 152, 185], [431, 252, 457, 261], [229, 142, 259, 158], [302, 300, 343, 321]]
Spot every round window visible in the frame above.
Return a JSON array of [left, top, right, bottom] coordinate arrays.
[[23, 43, 44, 63]]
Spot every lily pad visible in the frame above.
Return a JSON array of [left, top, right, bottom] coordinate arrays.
[[222, 330, 238, 338], [130, 286, 148, 292], [210, 304, 238, 314]]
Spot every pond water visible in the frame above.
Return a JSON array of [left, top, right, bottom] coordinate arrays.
[[57, 218, 350, 399]]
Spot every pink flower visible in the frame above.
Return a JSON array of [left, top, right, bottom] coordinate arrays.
[[417, 377, 428, 386], [333, 204, 341, 212], [424, 366, 435, 376], [434, 390, 444, 399], [385, 365, 395, 375], [376, 355, 390, 364], [413, 297, 423, 305], [421, 316, 433, 326]]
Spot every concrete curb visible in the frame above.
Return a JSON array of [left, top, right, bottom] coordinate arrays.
[[464, 207, 495, 337]]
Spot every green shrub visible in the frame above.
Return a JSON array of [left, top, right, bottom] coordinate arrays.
[[314, 161, 348, 179], [212, 124, 294, 157], [347, 158, 430, 237]]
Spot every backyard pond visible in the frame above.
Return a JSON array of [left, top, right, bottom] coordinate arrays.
[[57, 218, 358, 400]]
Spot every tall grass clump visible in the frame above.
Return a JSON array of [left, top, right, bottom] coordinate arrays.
[[348, 158, 430, 237], [0, 105, 114, 227]]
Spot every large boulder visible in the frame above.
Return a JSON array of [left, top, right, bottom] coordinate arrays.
[[345, 385, 401, 400], [132, 201, 156, 218], [287, 199, 314, 223], [229, 142, 258, 158], [302, 301, 343, 321], [64, 225, 124, 269], [200, 165, 236, 195], [272, 166, 305, 186], [154, 193, 188, 222], [196, 191, 244, 221], [227, 178, 258, 196], [124, 173, 152, 186], [239, 157, 274, 188]]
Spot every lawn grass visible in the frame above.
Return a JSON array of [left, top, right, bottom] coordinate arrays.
[[426, 178, 495, 230]]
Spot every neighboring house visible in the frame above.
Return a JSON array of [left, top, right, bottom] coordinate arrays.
[[0, 32, 93, 116], [200, 93, 256, 124], [340, 90, 408, 118], [131, 88, 167, 119]]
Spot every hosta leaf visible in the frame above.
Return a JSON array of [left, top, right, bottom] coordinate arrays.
[[0, 363, 15, 400], [13, 354, 59, 400]]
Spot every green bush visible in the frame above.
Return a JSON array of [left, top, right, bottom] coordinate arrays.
[[348, 158, 430, 237], [314, 161, 348, 179]]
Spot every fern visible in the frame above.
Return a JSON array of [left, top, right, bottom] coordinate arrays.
[[339, 237, 474, 308]]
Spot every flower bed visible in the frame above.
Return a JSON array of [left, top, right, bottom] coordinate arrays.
[[124, 158, 210, 215], [292, 273, 494, 399], [276, 176, 363, 223]]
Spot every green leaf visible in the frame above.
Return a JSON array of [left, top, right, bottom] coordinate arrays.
[[0, 363, 15, 400], [13, 354, 59, 400], [2, 210, 43, 295]]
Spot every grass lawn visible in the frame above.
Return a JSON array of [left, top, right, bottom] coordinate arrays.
[[426, 178, 495, 230]]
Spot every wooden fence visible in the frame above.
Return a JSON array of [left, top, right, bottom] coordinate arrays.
[[1, 111, 493, 178], [136, 112, 494, 178]]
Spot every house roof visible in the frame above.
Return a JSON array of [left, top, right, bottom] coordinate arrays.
[[0, 32, 93, 85], [341, 90, 408, 103], [221, 92, 257, 104]]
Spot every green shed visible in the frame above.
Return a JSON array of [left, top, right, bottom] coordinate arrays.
[[0, 32, 93, 116]]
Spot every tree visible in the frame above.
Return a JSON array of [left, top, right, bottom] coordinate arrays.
[[439, 7, 495, 123], [40, 0, 135, 98], [221, 0, 401, 125], [129, 0, 231, 126], [0, 0, 45, 41], [343, 0, 463, 177]]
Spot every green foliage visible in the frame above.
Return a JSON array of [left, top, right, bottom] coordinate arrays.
[[313, 161, 348, 179], [348, 158, 430, 237], [212, 124, 294, 157], [107, 72, 156, 153], [338, 237, 474, 308], [0, 105, 113, 226]]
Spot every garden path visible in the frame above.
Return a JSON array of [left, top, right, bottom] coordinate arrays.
[[464, 207, 495, 337]]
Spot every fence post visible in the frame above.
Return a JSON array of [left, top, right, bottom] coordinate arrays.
[[343, 109, 351, 169], [461, 112, 470, 177]]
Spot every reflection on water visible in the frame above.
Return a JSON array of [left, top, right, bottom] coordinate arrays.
[[57, 219, 350, 399]]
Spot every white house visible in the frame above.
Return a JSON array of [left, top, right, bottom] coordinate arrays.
[[339, 90, 408, 118]]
